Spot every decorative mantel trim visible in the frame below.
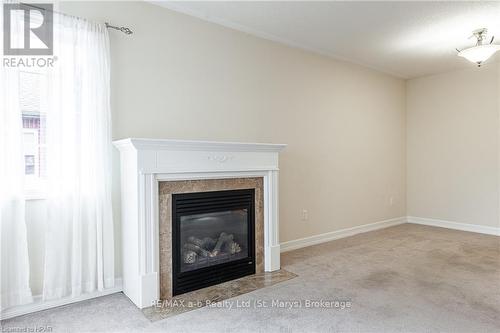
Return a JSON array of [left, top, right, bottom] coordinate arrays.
[[114, 138, 286, 309]]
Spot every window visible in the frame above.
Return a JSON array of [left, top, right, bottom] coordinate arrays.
[[20, 69, 47, 196], [24, 155, 35, 175]]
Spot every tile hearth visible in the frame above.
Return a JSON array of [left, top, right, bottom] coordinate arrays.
[[142, 269, 297, 322]]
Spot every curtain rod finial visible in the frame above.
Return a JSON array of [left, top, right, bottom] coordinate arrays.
[[105, 22, 133, 35]]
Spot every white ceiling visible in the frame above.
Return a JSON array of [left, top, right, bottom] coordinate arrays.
[[154, 1, 500, 79]]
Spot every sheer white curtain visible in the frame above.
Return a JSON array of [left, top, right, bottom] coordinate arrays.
[[0, 4, 33, 311], [0, 69, 34, 311], [42, 13, 115, 300]]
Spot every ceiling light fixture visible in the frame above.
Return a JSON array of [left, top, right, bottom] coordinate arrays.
[[457, 28, 500, 67]]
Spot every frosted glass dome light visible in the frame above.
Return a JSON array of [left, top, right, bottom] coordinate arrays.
[[457, 28, 500, 67]]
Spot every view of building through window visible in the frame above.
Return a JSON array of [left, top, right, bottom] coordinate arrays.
[[20, 70, 47, 187]]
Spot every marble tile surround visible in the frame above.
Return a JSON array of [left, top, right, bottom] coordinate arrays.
[[159, 177, 265, 300]]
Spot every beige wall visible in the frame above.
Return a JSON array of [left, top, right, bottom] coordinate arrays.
[[406, 64, 500, 228], [61, 0, 407, 241]]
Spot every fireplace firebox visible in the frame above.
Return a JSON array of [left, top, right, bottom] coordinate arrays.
[[172, 189, 256, 295]]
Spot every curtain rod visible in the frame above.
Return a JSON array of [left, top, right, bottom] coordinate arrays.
[[20, 2, 133, 35]]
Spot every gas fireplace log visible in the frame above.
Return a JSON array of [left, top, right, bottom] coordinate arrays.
[[183, 243, 212, 257], [226, 241, 242, 254], [183, 250, 198, 264], [187, 236, 216, 250], [211, 232, 234, 257], [202, 237, 216, 250]]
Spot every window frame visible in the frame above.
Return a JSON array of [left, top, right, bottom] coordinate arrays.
[[19, 2, 57, 201]]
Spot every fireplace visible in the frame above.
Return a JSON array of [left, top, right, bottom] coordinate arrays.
[[172, 189, 256, 295], [114, 138, 285, 308]]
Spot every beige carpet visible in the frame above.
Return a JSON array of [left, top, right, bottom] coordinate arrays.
[[2, 224, 500, 332]]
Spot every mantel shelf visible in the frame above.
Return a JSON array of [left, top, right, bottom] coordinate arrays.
[[113, 138, 287, 153]]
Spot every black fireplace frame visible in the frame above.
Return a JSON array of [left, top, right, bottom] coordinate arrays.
[[171, 189, 256, 295]]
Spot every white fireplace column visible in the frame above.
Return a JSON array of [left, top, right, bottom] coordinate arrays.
[[114, 138, 287, 308]]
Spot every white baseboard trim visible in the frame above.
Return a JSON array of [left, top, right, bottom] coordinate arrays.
[[407, 216, 500, 236], [280, 216, 406, 253], [1, 278, 123, 321]]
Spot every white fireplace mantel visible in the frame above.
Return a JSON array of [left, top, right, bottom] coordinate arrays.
[[114, 138, 286, 308]]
